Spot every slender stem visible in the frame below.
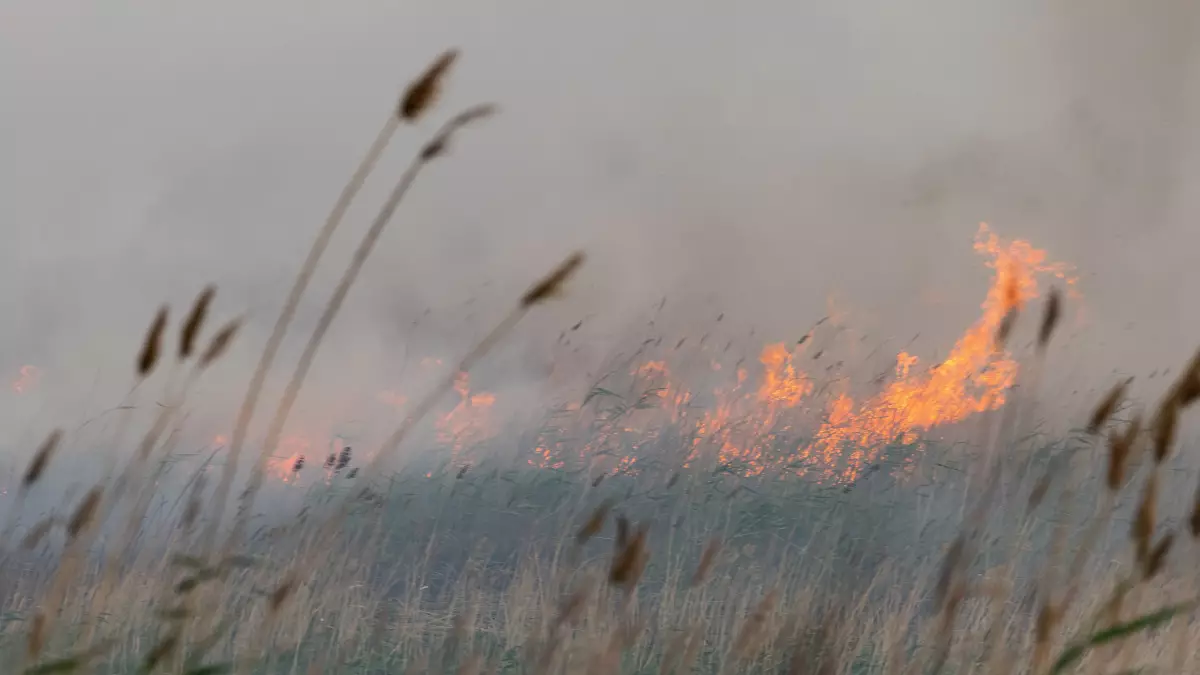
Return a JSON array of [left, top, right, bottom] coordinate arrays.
[[202, 114, 400, 555]]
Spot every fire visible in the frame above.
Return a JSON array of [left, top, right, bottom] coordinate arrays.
[[235, 224, 1076, 488], [531, 222, 1076, 484], [632, 361, 692, 421], [377, 389, 408, 411], [806, 222, 1076, 482], [10, 365, 39, 394], [757, 343, 812, 408], [687, 344, 814, 476], [266, 435, 312, 483], [437, 372, 496, 457]]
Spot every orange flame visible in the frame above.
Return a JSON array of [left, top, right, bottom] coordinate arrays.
[[11, 365, 40, 394], [266, 435, 311, 483], [806, 222, 1076, 482], [757, 343, 812, 408], [544, 223, 1077, 483], [437, 372, 496, 457]]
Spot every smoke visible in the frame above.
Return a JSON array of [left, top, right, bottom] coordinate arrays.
[[1, 0, 1198, 472]]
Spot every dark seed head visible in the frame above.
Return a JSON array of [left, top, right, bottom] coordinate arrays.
[[138, 305, 169, 377], [1038, 287, 1062, 350], [22, 429, 63, 489], [399, 49, 459, 122], [180, 285, 216, 359]]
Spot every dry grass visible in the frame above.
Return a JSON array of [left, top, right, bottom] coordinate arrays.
[[5, 48, 1200, 675]]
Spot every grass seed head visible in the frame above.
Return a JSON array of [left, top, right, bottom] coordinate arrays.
[[181, 497, 202, 530], [1132, 472, 1158, 565], [935, 535, 966, 610], [1152, 400, 1179, 463], [420, 103, 498, 161], [993, 307, 1018, 350], [521, 252, 586, 307], [269, 576, 297, 613], [67, 485, 102, 539], [1174, 345, 1200, 406], [1087, 378, 1131, 435], [609, 522, 649, 590], [138, 304, 169, 377], [576, 499, 613, 546], [1191, 485, 1200, 540], [22, 429, 63, 489], [199, 318, 240, 367], [1145, 532, 1174, 579], [615, 514, 630, 551], [180, 284, 216, 359], [1034, 601, 1061, 648], [21, 516, 56, 550], [399, 48, 459, 122], [1106, 414, 1141, 490], [1037, 286, 1062, 350]]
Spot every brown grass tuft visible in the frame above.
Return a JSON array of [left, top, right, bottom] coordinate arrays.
[[934, 535, 966, 610], [269, 576, 297, 613], [180, 285, 216, 360], [1144, 532, 1174, 579], [1132, 472, 1158, 566], [1190, 485, 1200, 539], [1037, 286, 1062, 349], [615, 514, 630, 551], [993, 307, 1018, 350], [1032, 600, 1062, 671], [399, 49, 459, 122], [1087, 378, 1131, 435], [21, 516, 56, 550], [576, 499, 613, 547], [1174, 346, 1200, 406], [521, 251, 585, 307], [609, 521, 649, 591], [1106, 413, 1141, 491], [138, 305, 169, 377], [66, 485, 103, 539], [22, 429, 63, 489], [199, 318, 240, 368], [1151, 400, 1179, 463]]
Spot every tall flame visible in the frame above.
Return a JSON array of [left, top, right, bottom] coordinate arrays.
[[806, 223, 1076, 481], [437, 372, 496, 458]]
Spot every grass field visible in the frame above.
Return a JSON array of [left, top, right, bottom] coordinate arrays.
[[3, 49, 1200, 675]]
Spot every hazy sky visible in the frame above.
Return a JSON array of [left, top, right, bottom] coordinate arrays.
[[3, 0, 1199, 444]]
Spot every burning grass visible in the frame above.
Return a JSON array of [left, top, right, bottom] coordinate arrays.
[[2, 48, 1200, 675]]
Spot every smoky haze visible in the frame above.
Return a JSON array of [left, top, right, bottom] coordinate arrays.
[[2, 0, 1199, 474]]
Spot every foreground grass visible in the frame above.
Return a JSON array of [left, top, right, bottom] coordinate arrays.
[[4, 419, 1200, 675]]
